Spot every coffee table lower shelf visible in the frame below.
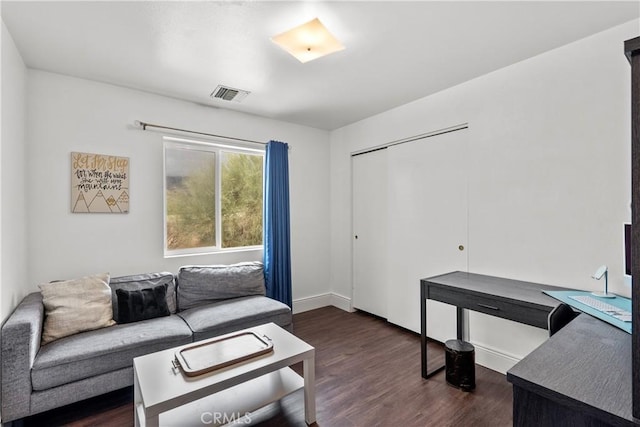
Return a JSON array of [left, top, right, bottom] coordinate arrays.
[[135, 367, 304, 427]]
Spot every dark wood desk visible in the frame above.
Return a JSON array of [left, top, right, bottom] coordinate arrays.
[[507, 314, 635, 426], [420, 271, 637, 425], [420, 271, 568, 378]]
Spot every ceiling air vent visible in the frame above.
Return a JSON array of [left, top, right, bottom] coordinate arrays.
[[210, 85, 250, 102]]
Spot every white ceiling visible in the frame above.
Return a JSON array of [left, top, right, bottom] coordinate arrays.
[[2, 1, 639, 130]]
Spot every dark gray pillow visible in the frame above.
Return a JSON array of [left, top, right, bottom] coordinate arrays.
[[116, 284, 170, 324], [109, 272, 176, 320], [177, 262, 265, 311]]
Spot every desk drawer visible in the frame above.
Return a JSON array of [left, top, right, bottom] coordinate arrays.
[[428, 285, 550, 329]]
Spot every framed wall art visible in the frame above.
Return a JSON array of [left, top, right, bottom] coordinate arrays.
[[71, 152, 129, 213]]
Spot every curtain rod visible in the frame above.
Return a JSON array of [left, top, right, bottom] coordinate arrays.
[[134, 120, 267, 145], [351, 123, 468, 157]]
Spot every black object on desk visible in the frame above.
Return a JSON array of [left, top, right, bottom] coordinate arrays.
[[420, 271, 569, 379], [547, 302, 579, 336]]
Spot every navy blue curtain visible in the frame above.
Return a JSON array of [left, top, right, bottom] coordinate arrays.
[[263, 140, 292, 308]]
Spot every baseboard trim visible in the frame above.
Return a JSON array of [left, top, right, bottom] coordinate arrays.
[[329, 293, 353, 312], [471, 342, 521, 374], [292, 294, 331, 314], [292, 293, 353, 314]]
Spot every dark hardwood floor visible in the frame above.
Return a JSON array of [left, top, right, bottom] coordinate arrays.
[[23, 307, 513, 427]]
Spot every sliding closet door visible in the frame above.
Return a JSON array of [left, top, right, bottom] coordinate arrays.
[[387, 130, 468, 339], [352, 148, 388, 318]]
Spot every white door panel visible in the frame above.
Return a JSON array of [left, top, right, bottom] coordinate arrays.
[[387, 130, 468, 339], [352, 149, 388, 317]]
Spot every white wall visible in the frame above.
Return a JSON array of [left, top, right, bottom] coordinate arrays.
[[330, 20, 638, 372], [25, 71, 330, 310], [1, 20, 28, 323]]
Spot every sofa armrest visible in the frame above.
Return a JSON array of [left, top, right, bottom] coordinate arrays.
[[2, 292, 43, 421]]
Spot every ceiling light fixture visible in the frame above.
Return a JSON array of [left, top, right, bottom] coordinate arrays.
[[271, 18, 345, 64]]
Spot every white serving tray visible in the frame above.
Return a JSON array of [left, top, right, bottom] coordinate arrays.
[[173, 331, 273, 377]]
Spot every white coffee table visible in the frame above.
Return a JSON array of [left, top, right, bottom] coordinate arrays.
[[133, 322, 316, 426]]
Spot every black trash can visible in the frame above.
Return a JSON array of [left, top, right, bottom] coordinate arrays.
[[444, 339, 476, 391]]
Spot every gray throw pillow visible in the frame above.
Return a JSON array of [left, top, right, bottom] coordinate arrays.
[[177, 262, 265, 311]]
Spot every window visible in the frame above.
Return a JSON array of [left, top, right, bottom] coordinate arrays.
[[163, 137, 264, 256]]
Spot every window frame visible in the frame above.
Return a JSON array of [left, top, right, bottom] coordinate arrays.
[[163, 136, 265, 258]]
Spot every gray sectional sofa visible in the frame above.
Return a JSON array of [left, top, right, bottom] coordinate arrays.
[[0, 262, 292, 423]]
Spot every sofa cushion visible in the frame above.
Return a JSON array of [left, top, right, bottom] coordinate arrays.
[[109, 272, 176, 321], [31, 315, 192, 391], [176, 262, 265, 311], [39, 273, 115, 345], [177, 295, 292, 341], [116, 284, 170, 324]]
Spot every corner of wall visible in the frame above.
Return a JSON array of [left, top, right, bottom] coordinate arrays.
[[1, 19, 29, 323]]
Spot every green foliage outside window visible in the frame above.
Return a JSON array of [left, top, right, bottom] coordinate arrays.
[[221, 153, 263, 248], [165, 147, 263, 251]]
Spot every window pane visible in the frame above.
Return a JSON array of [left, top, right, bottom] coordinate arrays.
[[221, 152, 263, 248], [165, 147, 216, 250]]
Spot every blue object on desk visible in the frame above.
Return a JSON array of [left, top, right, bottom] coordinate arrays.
[[543, 290, 632, 334]]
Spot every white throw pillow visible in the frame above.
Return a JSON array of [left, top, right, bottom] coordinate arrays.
[[39, 273, 115, 345]]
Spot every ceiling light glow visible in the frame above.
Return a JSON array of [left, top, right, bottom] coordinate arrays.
[[271, 18, 345, 63]]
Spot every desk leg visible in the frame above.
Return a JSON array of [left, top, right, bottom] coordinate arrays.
[[457, 307, 464, 340], [304, 352, 316, 425], [421, 282, 428, 378], [421, 283, 446, 379]]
